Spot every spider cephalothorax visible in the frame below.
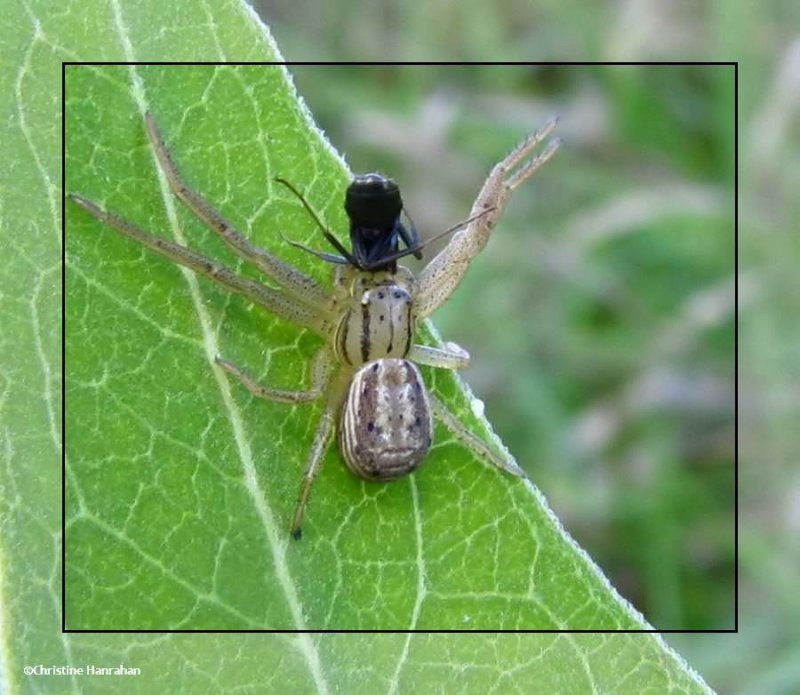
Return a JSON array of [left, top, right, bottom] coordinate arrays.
[[70, 112, 560, 539]]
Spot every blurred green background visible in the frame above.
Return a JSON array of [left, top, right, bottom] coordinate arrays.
[[254, 0, 800, 691], [283, 62, 735, 637]]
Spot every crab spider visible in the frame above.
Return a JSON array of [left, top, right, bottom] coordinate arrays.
[[69, 112, 560, 539]]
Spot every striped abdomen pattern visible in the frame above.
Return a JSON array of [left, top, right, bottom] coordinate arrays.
[[339, 359, 433, 480]]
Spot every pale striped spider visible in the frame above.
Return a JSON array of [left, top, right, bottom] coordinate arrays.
[[70, 113, 560, 539]]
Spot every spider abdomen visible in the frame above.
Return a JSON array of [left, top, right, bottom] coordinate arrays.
[[340, 358, 433, 480]]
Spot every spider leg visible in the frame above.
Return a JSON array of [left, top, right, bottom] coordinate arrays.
[[290, 378, 346, 539], [408, 342, 470, 370], [215, 346, 333, 404], [69, 194, 327, 335], [415, 117, 560, 319], [145, 113, 330, 310], [428, 393, 526, 477]]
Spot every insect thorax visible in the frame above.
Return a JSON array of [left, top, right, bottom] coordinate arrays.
[[334, 268, 417, 367]]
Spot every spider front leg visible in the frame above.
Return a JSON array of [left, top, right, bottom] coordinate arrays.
[[415, 117, 561, 319], [69, 195, 328, 334], [145, 113, 329, 311]]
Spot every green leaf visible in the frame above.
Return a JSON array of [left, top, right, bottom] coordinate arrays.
[[2, 0, 712, 692], [66, 62, 634, 631]]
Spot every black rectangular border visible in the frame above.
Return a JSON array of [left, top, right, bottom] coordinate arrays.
[[61, 60, 738, 635]]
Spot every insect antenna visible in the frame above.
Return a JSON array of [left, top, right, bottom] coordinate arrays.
[[274, 177, 359, 266], [278, 233, 350, 265]]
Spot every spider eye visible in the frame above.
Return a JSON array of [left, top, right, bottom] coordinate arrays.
[[345, 173, 402, 228]]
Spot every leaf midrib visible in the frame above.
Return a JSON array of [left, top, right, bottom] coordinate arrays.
[[100, 11, 330, 691]]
